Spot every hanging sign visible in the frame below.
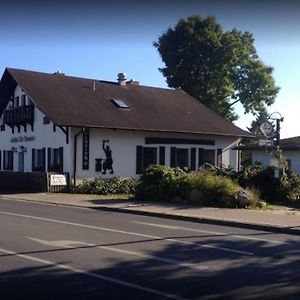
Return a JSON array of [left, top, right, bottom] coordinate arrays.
[[259, 139, 274, 147], [82, 129, 89, 170], [260, 122, 274, 137]]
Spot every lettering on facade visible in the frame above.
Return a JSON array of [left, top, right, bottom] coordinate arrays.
[[82, 129, 89, 170], [10, 136, 35, 143]]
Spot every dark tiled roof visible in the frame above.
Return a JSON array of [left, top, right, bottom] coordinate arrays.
[[0, 68, 251, 137], [280, 136, 300, 148], [234, 136, 300, 151]]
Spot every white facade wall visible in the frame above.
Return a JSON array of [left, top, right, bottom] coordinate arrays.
[[72, 127, 240, 181], [0, 85, 71, 173], [252, 150, 300, 175]]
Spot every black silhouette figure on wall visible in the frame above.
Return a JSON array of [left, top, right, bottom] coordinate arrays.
[[102, 140, 114, 174]]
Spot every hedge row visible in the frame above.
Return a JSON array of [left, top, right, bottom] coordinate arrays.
[[75, 177, 137, 195], [74, 164, 300, 207]]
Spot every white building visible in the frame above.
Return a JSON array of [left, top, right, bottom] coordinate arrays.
[[237, 136, 300, 174], [0, 68, 251, 189]]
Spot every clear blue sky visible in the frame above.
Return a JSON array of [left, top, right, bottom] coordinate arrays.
[[0, 0, 299, 138]]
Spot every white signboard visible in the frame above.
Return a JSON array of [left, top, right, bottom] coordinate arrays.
[[259, 139, 274, 147], [50, 174, 67, 186]]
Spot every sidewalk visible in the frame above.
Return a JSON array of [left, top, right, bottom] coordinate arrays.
[[1, 191, 300, 235]]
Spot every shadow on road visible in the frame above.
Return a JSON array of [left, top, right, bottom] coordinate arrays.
[[1, 232, 300, 299]]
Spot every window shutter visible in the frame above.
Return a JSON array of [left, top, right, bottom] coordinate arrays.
[[170, 147, 176, 167], [42, 148, 46, 172], [47, 148, 51, 171], [198, 148, 204, 168], [217, 149, 223, 166], [159, 147, 165, 165], [32, 149, 35, 171], [136, 146, 143, 174], [59, 147, 64, 173], [190, 148, 196, 171]]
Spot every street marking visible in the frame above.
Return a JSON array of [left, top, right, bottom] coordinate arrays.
[[134, 221, 286, 245], [0, 247, 188, 300], [27, 237, 86, 248], [27, 237, 208, 271], [0, 210, 253, 255]]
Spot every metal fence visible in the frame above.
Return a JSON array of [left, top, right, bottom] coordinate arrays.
[[0, 171, 47, 192]]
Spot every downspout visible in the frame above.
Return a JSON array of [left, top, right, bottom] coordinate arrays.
[[73, 128, 84, 188], [237, 141, 242, 172]]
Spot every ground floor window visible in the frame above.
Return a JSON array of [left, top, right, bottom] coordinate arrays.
[[48, 147, 63, 173], [136, 146, 158, 174], [170, 147, 190, 169], [137, 145, 219, 173], [175, 148, 189, 169], [32, 148, 46, 172], [204, 149, 215, 165], [199, 148, 216, 169], [3, 150, 13, 170]]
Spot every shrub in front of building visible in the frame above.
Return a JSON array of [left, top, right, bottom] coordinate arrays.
[[135, 165, 189, 201], [238, 165, 278, 201], [135, 165, 245, 208], [185, 172, 241, 207], [75, 177, 137, 195], [238, 165, 300, 204], [279, 173, 300, 204]]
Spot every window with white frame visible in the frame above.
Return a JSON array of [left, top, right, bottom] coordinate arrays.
[[170, 147, 189, 169]]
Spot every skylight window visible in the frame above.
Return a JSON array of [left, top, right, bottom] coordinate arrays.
[[111, 98, 130, 109]]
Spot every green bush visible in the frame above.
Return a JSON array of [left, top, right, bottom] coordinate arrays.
[[278, 173, 300, 203], [135, 165, 188, 201], [186, 172, 241, 207], [204, 163, 238, 180], [238, 165, 279, 201], [135, 165, 245, 207], [75, 177, 137, 195], [238, 165, 300, 204]]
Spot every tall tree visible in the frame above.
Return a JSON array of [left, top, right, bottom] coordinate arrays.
[[154, 16, 279, 122]]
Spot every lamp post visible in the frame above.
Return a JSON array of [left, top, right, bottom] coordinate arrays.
[[268, 112, 284, 146]]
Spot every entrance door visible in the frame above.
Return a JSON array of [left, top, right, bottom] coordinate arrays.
[[18, 152, 24, 172]]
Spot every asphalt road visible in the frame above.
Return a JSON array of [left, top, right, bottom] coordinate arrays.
[[1, 199, 300, 300]]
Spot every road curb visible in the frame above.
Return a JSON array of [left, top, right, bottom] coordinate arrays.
[[1, 195, 300, 236], [93, 206, 300, 236]]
